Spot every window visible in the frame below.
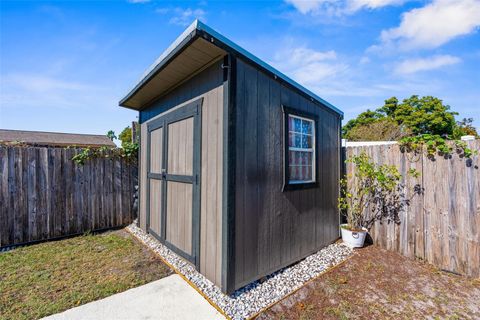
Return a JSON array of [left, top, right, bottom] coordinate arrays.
[[283, 106, 317, 190]]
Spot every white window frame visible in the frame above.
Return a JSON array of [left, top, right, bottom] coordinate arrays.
[[287, 114, 316, 184]]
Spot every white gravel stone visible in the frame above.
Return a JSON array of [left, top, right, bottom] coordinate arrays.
[[126, 220, 353, 319]]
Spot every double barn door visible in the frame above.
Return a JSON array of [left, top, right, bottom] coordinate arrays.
[[146, 99, 202, 267]]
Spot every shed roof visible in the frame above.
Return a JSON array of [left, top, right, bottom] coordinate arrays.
[[119, 20, 343, 118], [0, 129, 116, 148]]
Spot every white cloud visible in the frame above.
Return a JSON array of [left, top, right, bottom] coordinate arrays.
[[284, 0, 406, 15], [127, 0, 150, 3], [156, 7, 207, 26], [284, 0, 330, 14], [359, 56, 370, 64], [380, 0, 480, 50], [394, 54, 461, 74], [348, 0, 406, 11], [272, 46, 348, 85], [0, 73, 115, 110]]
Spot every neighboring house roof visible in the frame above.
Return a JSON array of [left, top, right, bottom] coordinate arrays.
[[119, 20, 343, 118], [0, 129, 116, 148]]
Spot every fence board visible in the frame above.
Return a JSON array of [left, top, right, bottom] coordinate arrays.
[[0, 146, 137, 248], [345, 141, 480, 277]]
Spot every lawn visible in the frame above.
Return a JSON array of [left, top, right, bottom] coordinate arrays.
[[0, 229, 172, 320], [258, 245, 480, 320]]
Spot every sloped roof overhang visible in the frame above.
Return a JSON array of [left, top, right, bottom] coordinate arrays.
[[119, 20, 343, 118]]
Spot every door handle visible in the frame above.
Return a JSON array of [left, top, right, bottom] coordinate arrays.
[[161, 169, 166, 179]]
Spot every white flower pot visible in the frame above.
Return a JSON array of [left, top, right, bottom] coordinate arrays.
[[340, 224, 367, 248]]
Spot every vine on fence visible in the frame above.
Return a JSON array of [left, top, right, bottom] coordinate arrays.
[[398, 134, 477, 161], [339, 152, 423, 231], [70, 142, 138, 165]]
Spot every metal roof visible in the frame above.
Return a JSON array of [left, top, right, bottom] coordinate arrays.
[[119, 20, 343, 117]]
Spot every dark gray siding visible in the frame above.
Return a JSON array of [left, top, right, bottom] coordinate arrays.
[[232, 58, 341, 290]]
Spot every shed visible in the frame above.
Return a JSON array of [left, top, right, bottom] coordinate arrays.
[[0, 129, 116, 148], [119, 20, 343, 294]]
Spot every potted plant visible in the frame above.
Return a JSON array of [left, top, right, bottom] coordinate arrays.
[[338, 152, 423, 248]]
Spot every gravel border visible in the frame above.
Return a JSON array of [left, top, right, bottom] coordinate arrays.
[[127, 221, 353, 319]]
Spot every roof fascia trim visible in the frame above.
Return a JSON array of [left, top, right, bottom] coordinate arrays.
[[119, 20, 199, 108]]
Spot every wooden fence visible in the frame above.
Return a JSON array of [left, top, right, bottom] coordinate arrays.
[[345, 140, 480, 277], [0, 146, 138, 248]]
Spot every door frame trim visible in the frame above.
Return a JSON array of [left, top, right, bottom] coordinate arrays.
[[145, 98, 203, 269]]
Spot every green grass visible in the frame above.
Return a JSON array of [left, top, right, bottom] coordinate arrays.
[[0, 230, 171, 320]]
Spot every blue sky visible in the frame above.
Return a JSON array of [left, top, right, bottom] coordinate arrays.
[[1, 0, 480, 139]]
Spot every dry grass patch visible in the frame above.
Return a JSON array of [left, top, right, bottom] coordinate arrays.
[[257, 245, 480, 320], [0, 230, 171, 320]]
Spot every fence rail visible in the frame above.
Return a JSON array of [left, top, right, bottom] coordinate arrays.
[[345, 140, 480, 277], [0, 146, 137, 248]]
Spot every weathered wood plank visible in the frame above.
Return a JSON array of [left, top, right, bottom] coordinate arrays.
[[0, 147, 8, 246], [37, 147, 49, 240], [345, 142, 479, 277], [468, 141, 480, 277], [0, 146, 137, 248]]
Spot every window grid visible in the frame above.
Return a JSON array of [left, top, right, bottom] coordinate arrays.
[[288, 114, 315, 184]]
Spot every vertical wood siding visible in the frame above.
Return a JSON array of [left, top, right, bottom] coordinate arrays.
[[233, 59, 342, 290], [0, 146, 137, 248], [345, 141, 480, 278], [138, 60, 224, 286]]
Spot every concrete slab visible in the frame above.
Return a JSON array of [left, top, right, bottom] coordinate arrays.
[[42, 274, 226, 320]]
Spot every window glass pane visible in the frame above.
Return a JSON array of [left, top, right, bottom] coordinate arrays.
[[305, 166, 312, 181], [301, 135, 312, 149], [288, 133, 295, 147], [288, 116, 295, 132], [288, 133, 303, 148], [306, 152, 312, 165], [289, 150, 297, 165], [302, 120, 312, 135], [300, 166, 307, 180], [294, 118, 302, 133], [298, 152, 305, 165], [303, 152, 312, 165], [294, 134, 302, 148]]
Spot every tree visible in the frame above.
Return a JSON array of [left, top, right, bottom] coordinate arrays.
[[119, 126, 132, 148], [453, 118, 478, 139], [342, 109, 383, 137], [343, 95, 464, 141], [392, 95, 457, 136], [346, 118, 411, 141], [106, 130, 117, 141]]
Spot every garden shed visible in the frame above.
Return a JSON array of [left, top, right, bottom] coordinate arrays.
[[119, 20, 343, 294]]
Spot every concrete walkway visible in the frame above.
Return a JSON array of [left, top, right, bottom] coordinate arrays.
[[42, 274, 226, 320]]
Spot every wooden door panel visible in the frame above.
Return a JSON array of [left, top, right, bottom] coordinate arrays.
[[149, 127, 163, 173], [167, 117, 194, 176], [146, 98, 202, 268], [166, 181, 193, 255], [149, 179, 162, 235]]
